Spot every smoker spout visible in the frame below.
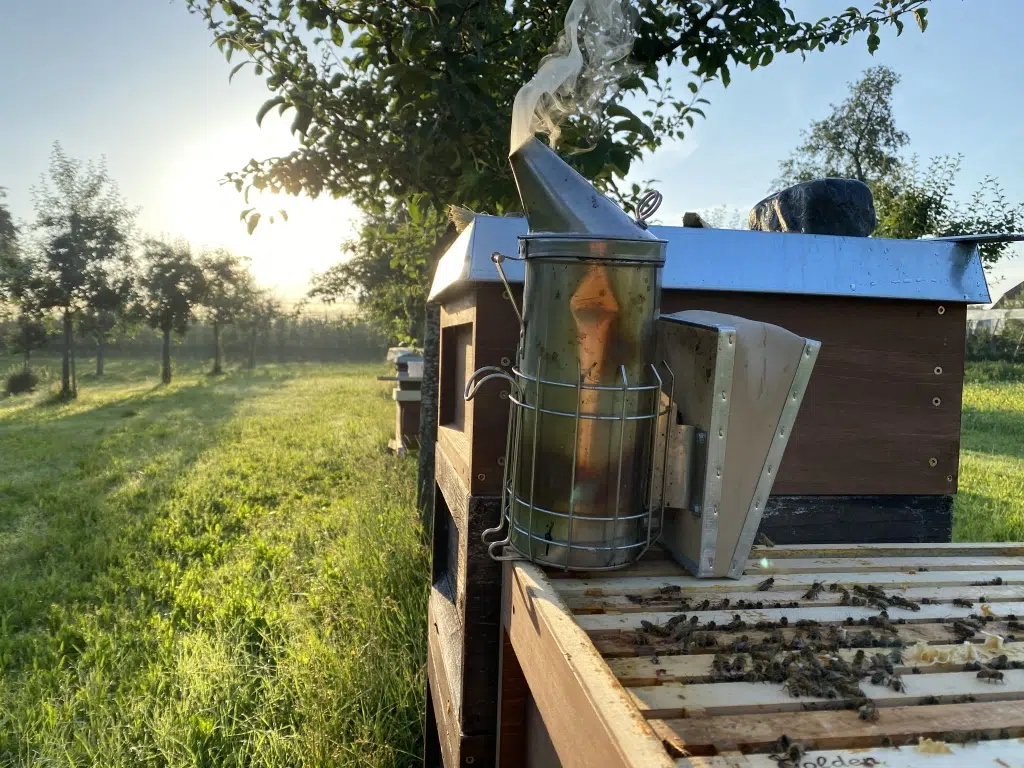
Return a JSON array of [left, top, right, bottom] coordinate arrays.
[[510, 137, 658, 240]]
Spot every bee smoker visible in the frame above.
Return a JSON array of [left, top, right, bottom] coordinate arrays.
[[465, 137, 672, 570]]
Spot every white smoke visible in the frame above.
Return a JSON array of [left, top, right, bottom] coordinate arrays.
[[509, 0, 637, 153]]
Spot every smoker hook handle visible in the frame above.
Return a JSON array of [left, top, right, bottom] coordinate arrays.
[[491, 252, 525, 331], [464, 367, 517, 402]]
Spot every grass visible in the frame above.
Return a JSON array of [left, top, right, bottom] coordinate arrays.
[[955, 362, 1024, 542], [0, 359, 427, 767], [2, 354, 1024, 765]]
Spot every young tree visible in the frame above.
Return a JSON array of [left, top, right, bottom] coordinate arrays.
[[237, 288, 281, 369], [873, 156, 1024, 266], [308, 204, 450, 343], [5, 309, 49, 371], [774, 65, 909, 188], [0, 187, 21, 303], [199, 248, 254, 374], [189, 0, 929, 342], [139, 239, 206, 384], [30, 142, 136, 399]]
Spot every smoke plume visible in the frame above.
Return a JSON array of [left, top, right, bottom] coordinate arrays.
[[509, 0, 637, 153]]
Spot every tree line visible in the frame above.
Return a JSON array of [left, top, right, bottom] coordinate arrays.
[[0, 142, 373, 399]]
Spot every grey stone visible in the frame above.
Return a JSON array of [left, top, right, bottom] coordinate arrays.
[[748, 178, 877, 237]]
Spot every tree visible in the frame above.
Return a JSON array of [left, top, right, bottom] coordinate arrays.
[[5, 310, 49, 371], [139, 239, 206, 384], [0, 187, 21, 303], [199, 248, 254, 374], [776, 66, 1024, 265], [236, 287, 281, 369], [873, 155, 1024, 266], [774, 65, 909, 188], [30, 142, 136, 399], [308, 204, 450, 344], [188, 0, 928, 342]]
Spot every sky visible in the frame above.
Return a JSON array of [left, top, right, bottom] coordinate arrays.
[[1, 0, 1022, 300]]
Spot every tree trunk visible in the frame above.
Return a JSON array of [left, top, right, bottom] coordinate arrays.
[[162, 327, 172, 384], [71, 342, 77, 397], [212, 320, 222, 374], [61, 309, 73, 399], [96, 335, 105, 377], [247, 329, 256, 369], [23, 349, 29, 372]]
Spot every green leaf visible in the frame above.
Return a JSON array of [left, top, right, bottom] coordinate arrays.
[[255, 97, 285, 126], [278, 209, 289, 222], [721, 64, 731, 87], [913, 8, 928, 32], [229, 61, 249, 83], [687, 81, 699, 94], [246, 212, 261, 235], [761, 49, 774, 67], [867, 33, 880, 54], [351, 32, 372, 49]]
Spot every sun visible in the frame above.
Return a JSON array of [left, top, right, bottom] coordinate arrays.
[[154, 121, 360, 301]]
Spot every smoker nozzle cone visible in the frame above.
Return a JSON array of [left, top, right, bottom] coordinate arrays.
[[510, 137, 657, 240]]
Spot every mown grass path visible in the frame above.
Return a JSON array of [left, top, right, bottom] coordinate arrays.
[[0, 362, 426, 767]]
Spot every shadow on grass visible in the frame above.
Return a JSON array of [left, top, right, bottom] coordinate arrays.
[[0, 366, 297, 635]]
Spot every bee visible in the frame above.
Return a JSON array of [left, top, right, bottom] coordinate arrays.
[[977, 669, 1005, 683], [987, 655, 1008, 671], [870, 670, 886, 686], [858, 700, 879, 722], [640, 620, 670, 638], [953, 598, 974, 608], [853, 649, 866, 666], [658, 584, 682, 595], [803, 581, 825, 600], [757, 577, 775, 592]]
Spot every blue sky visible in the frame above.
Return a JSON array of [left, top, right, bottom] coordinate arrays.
[[1, 0, 1022, 297]]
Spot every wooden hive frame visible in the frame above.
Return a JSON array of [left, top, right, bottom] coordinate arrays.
[[496, 543, 1024, 767]]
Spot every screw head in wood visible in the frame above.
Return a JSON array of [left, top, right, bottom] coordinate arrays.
[[928, 458, 938, 467], [497, 457, 505, 466], [934, 366, 943, 375], [499, 390, 509, 400], [500, 356, 511, 367], [937, 305, 946, 315], [477, 473, 486, 481], [932, 397, 942, 407]]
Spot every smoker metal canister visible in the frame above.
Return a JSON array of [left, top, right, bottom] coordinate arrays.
[[508, 232, 666, 569]]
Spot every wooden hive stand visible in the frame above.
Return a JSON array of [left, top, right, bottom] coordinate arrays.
[[496, 543, 1024, 767]]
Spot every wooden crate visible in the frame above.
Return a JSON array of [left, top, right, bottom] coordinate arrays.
[[498, 543, 1024, 767]]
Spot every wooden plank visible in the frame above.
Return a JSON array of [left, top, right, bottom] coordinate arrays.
[[746, 555, 1024, 575], [660, 292, 965, 496], [607, 643, 1024, 686], [427, 612, 460, 768], [497, 630, 528, 767], [504, 562, 674, 768], [760, 495, 954, 545], [750, 542, 1024, 559], [674, 738, 1024, 768], [564, 584, 1024, 614], [652, 700, 1024, 755], [630, 670, 1024, 719], [552, 569, 1024, 600], [547, 554, 1024, 580], [575, 601, 1024, 633], [589, 621, 1020, 659]]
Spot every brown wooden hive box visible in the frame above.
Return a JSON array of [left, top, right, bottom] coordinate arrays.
[[422, 217, 993, 766]]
